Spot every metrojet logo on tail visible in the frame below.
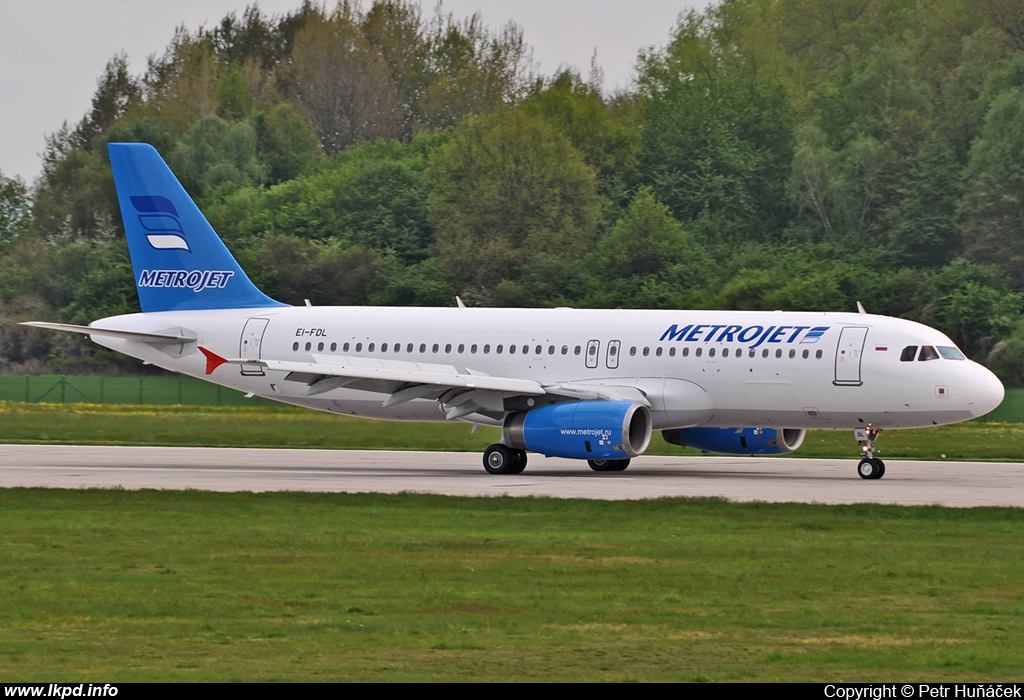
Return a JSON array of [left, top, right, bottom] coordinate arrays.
[[130, 195, 190, 251], [659, 323, 830, 348], [138, 269, 235, 292]]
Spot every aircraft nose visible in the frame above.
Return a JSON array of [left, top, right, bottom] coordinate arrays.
[[967, 364, 1004, 418]]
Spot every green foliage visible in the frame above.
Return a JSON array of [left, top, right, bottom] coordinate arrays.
[[169, 115, 268, 196], [0, 170, 32, 246], [428, 109, 601, 298], [251, 103, 322, 184], [12, 0, 1024, 382], [638, 9, 797, 242]]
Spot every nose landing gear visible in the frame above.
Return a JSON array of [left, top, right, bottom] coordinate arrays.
[[855, 425, 885, 479]]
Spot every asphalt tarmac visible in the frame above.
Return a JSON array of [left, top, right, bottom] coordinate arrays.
[[1, 444, 1022, 507]]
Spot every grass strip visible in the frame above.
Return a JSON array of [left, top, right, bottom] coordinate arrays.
[[2, 402, 1024, 461], [0, 489, 1021, 681]]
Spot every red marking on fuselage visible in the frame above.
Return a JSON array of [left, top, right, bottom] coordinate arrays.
[[198, 346, 228, 375]]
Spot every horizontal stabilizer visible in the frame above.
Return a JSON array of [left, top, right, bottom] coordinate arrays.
[[21, 322, 197, 344]]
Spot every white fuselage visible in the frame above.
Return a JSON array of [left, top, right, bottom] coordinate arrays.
[[89, 306, 1005, 431]]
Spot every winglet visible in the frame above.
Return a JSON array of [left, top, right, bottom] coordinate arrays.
[[198, 346, 228, 375]]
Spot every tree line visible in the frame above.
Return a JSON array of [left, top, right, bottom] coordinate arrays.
[[2, 0, 1024, 383]]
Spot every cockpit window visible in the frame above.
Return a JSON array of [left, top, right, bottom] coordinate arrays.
[[918, 345, 940, 361], [938, 346, 966, 360], [900, 346, 918, 362]]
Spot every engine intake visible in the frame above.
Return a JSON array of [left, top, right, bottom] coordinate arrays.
[[504, 401, 652, 460], [662, 427, 806, 455]]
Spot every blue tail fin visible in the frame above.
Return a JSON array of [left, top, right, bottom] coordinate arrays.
[[107, 142, 286, 312]]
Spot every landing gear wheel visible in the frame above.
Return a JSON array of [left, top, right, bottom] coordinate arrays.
[[857, 458, 885, 480], [588, 458, 630, 472], [509, 449, 528, 474], [854, 424, 886, 480], [484, 444, 515, 475]]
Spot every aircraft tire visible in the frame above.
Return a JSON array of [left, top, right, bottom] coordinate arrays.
[[509, 449, 528, 474], [857, 458, 884, 480], [589, 458, 630, 472], [484, 444, 515, 474]]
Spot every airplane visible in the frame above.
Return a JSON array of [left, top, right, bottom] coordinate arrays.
[[24, 143, 1005, 479]]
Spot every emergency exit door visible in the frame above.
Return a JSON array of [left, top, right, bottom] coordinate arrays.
[[834, 326, 868, 386], [239, 317, 270, 376]]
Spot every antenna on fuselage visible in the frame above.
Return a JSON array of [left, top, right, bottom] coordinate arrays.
[[456, 296, 466, 309], [856, 301, 867, 315]]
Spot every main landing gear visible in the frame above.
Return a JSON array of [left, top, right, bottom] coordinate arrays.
[[588, 458, 630, 472], [483, 444, 527, 475], [481, 446, 631, 474], [855, 425, 885, 479]]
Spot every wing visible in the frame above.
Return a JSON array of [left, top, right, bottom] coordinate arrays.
[[225, 353, 650, 422]]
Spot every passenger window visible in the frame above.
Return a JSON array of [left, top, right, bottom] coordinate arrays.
[[381, 343, 388, 352], [669, 347, 676, 357], [510, 345, 517, 354], [393, 343, 399, 353], [318, 342, 324, 352], [457, 344, 464, 353], [722, 348, 729, 358], [919, 346, 940, 361], [356, 342, 362, 352], [709, 348, 716, 357], [695, 348, 702, 357], [535, 345, 542, 355], [642, 347, 649, 356], [656, 347, 663, 357], [445, 344, 452, 353], [589, 345, 598, 356], [561, 345, 568, 355], [524, 345, 530, 355], [775, 349, 782, 358], [497, 345, 503, 354], [789, 349, 795, 358], [682, 348, 689, 357], [748, 349, 755, 358], [901, 346, 918, 362], [331, 342, 337, 352], [407, 344, 413, 352], [630, 346, 636, 356], [292, 342, 299, 351], [369, 343, 375, 352], [816, 349, 822, 359], [432, 343, 439, 353], [470, 344, 477, 354], [305, 342, 312, 351], [419, 343, 426, 353], [483, 344, 490, 354], [802, 349, 809, 359], [343, 342, 350, 352], [762, 349, 769, 358]]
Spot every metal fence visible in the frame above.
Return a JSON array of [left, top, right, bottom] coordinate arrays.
[[0, 374, 274, 406]]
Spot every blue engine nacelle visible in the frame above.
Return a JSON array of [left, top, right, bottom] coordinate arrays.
[[503, 401, 652, 460], [661, 427, 806, 455]]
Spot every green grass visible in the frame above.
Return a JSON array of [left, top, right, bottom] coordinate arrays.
[[3, 402, 1024, 461], [0, 373, 275, 406], [0, 489, 1021, 681]]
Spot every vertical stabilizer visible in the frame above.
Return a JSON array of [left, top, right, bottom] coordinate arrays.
[[107, 142, 286, 312]]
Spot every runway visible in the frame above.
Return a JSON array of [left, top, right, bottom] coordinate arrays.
[[1, 444, 1022, 507]]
